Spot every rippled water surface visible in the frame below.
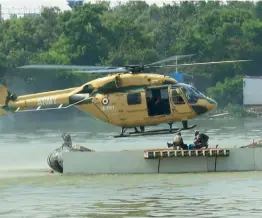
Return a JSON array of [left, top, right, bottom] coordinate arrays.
[[1, 117, 262, 217]]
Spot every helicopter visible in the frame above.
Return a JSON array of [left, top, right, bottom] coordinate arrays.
[[0, 54, 251, 138]]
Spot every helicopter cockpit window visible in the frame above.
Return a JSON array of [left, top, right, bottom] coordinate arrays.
[[127, 93, 141, 105], [190, 85, 206, 98], [179, 84, 203, 104]]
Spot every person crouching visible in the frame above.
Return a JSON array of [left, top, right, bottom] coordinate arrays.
[[168, 132, 188, 150]]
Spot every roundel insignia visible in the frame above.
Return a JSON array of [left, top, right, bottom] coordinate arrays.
[[102, 98, 109, 105]]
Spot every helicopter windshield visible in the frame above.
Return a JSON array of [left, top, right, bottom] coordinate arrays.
[[172, 83, 206, 104]]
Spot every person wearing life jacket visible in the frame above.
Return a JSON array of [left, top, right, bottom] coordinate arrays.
[[194, 131, 209, 149], [194, 131, 201, 147], [154, 96, 162, 115], [155, 96, 161, 105]]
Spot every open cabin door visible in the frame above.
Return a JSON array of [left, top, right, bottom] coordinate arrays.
[[145, 86, 171, 117], [169, 87, 193, 113]]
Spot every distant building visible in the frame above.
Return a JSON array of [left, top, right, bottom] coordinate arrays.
[[9, 14, 17, 19], [67, 0, 84, 8], [0, 4, 41, 20], [243, 76, 262, 108], [24, 13, 40, 18]]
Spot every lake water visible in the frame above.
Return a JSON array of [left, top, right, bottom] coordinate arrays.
[[1, 116, 262, 217]]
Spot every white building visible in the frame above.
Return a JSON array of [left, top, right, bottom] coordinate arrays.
[[243, 76, 262, 108]]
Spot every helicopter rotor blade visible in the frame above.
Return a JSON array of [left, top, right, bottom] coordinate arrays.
[[146, 54, 195, 66], [71, 68, 130, 74], [17, 54, 196, 70], [154, 59, 252, 68], [17, 64, 113, 70]]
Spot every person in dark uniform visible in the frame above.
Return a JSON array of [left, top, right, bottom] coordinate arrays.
[[62, 133, 72, 148]]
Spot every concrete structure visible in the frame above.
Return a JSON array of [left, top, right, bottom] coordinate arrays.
[[62, 147, 262, 174], [243, 76, 262, 107]]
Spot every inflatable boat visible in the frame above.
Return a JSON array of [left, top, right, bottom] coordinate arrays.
[[47, 132, 94, 174], [47, 144, 94, 173]]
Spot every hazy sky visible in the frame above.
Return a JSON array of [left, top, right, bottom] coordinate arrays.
[[0, 0, 70, 10], [0, 0, 258, 11], [0, 0, 175, 9], [0, 0, 176, 18]]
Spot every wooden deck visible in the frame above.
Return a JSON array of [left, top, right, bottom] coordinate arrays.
[[144, 148, 230, 159]]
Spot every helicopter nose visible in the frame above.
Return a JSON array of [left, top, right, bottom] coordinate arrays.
[[206, 97, 217, 111], [191, 98, 217, 115]]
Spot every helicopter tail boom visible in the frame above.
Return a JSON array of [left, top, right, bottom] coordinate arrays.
[[0, 84, 92, 115]]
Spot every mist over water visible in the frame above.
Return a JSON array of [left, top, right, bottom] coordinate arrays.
[[1, 116, 262, 217]]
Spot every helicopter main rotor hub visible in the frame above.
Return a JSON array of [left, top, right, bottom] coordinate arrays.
[[125, 65, 145, 73]]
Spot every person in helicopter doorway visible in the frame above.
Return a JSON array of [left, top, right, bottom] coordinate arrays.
[[167, 132, 188, 150], [62, 133, 73, 149], [194, 131, 209, 149]]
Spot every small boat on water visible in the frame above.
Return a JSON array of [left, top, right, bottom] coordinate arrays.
[[47, 133, 94, 173]]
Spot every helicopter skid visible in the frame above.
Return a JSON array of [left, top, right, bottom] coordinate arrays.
[[114, 125, 197, 138]]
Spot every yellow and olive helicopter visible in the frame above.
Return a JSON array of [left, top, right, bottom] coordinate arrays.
[[0, 54, 250, 137]]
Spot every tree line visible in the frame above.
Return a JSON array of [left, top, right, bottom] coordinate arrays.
[[1, 0, 262, 112]]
